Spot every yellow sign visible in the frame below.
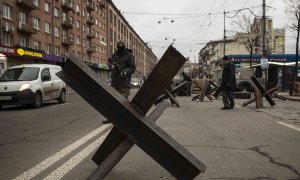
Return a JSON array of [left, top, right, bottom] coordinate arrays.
[[17, 48, 43, 58]]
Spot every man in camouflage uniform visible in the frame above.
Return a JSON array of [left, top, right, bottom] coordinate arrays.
[[103, 41, 136, 123]]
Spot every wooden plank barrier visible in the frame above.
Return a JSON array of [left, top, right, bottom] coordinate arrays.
[[57, 45, 206, 180]]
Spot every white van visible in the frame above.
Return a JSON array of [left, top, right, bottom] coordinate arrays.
[[0, 64, 66, 109]]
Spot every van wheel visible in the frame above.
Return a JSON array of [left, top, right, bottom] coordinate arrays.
[[0, 105, 3, 110], [32, 92, 42, 108], [58, 90, 66, 103]]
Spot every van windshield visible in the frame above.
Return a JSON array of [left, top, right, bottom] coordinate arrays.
[[0, 67, 40, 82]]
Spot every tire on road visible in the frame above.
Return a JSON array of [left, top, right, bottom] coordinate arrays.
[[58, 89, 66, 103], [32, 91, 42, 108]]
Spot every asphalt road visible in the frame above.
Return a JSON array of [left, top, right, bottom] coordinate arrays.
[[0, 90, 299, 180]]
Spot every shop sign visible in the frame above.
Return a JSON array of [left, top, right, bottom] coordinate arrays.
[[17, 48, 43, 58], [260, 58, 269, 70], [0, 46, 15, 54]]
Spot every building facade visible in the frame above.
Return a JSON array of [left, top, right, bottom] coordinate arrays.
[[198, 38, 248, 80], [0, 0, 157, 80]]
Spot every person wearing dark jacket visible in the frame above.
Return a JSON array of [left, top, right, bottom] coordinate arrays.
[[108, 41, 136, 99], [103, 41, 136, 124], [181, 72, 192, 96], [220, 55, 236, 110]]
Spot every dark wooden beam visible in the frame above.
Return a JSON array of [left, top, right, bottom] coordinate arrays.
[[58, 47, 206, 179]]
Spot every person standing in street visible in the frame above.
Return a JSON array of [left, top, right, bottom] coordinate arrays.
[[181, 72, 192, 96], [220, 55, 236, 110], [108, 41, 136, 98], [103, 41, 136, 123]]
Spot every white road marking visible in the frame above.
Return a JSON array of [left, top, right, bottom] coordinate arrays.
[[277, 121, 300, 132], [51, 103, 70, 108], [13, 124, 111, 180], [235, 105, 241, 108], [44, 131, 110, 180]]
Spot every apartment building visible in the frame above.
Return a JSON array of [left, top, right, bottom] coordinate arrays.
[[272, 28, 285, 54], [0, 0, 157, 80]]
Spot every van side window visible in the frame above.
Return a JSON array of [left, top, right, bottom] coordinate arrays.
[[41, 68, 51, 82]]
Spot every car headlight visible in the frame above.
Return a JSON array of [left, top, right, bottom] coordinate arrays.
[[20, 83, 30, 91]]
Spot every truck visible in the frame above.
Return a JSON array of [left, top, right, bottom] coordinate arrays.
[[235, 68, 256, 92]]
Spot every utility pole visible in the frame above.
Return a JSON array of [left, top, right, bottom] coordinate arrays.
[[223, 10, 226, 56], [262, 0, 266, 57], [262, 0, 268, 88], [0, 4, 3, 45]]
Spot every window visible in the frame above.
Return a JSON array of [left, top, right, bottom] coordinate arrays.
[[2, 4, 13, 19], [45, 43, 51, 54], [54, 7, 59, 17], [82, 24, 85, 32], [109, 10, 112, 23], [76, 4, 80, 12], [45, 22, 51, 33], [3, 32, 13, 46], [113, 14, 116, 26], [54, 26, 59, 37], [76, 36, 80, 45], [70, 33, 74, 42], [62, 30, 67, 39], [33, 41, 41, 50], [55, 46, 60, 55], [20, 36, 29, 47], [44, 2, 50, 12], [96, 18, 98, 26], [33, 0, 39, 7], [70, 16, 74, 25], [62, 12, 67, 21], [41, 68, 51, 82], [19, 12, 28, 24], [76, 20, 80, 28], [82, 9, 85, 17], [33, 17, 41, 29], [83, 38, 86, 46]]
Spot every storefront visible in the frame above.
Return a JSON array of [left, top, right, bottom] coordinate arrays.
[[228, 54, 300, 90], [0, 45, 64, 70]]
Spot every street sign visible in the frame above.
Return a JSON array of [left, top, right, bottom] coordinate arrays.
[[260, 58, 269, 69]]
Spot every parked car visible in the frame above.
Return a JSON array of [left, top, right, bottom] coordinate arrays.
[[0, 64, 66, 109], [131, 78, 142, 88]]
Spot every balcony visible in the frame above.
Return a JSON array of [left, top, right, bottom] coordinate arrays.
[[62, 38, 74, 46], [99, 0, 105, 9], [16, 0, 37, 10], [87, 45, 96, 53], [86, 1, 95, 11], [86, 16, 95, 25], [17, 22, 36, 35], [86, 32, 95, 39], [61, 0, 75, 12], [61, 19, 74, 29]]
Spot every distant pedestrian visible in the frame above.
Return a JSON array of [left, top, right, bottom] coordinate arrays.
[[220, 55, 236, 110], [181, 72, 192, 96]]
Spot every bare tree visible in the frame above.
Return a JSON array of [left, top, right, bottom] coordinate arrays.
[[231, 13, 260, 68], [286, 0, 300, 95]]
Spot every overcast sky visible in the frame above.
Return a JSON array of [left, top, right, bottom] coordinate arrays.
[[112, 0, 297, 62]]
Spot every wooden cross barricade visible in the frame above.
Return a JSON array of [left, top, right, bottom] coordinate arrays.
[[155, 81, 188, 107], [243, 76, 279, 108], [57, 45, 206, 180], [192, 79, 216, 102]]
